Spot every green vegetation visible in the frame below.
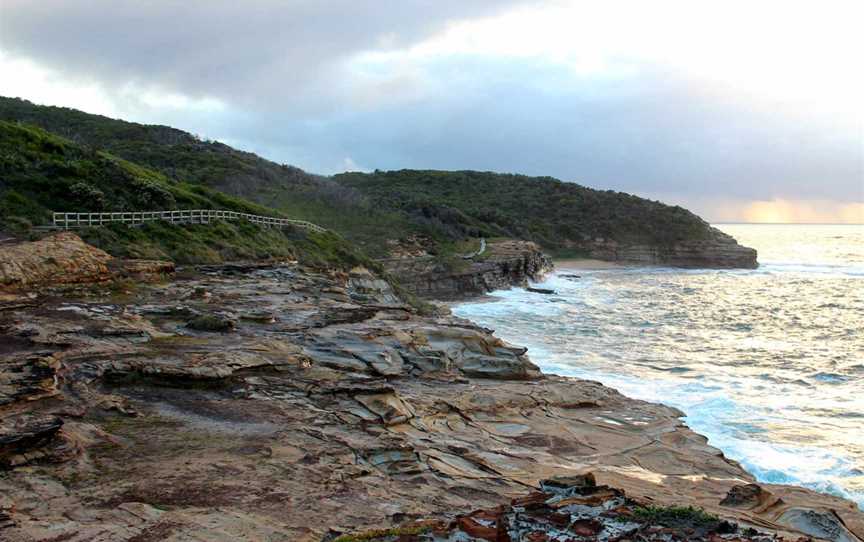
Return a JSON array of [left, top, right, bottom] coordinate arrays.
[[0, 119, 275, 225], [0, 96, 413, 258], [0, 96, 721, 261], [0, 119, 372, 269], [185, 314, 236, 332], [633, 505, 720, 527], [331, 524, 432, 542], [335, 169, 717, 254]]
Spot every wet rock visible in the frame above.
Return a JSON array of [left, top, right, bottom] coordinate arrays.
[[381, 239, 553, 299], [0, 496, 14, 530], [0, 354, 60, 406], [458, 354, 540, 380], [526, 287, 555, 295], [355, 392, 415, 426], [0, 415, 63, 468], [1, 258, 861, 542], [185, 313, 236, 332], [109, 259, 175, 282]]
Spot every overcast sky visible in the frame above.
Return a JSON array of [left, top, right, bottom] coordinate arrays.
[[1, 0, 862, 222]]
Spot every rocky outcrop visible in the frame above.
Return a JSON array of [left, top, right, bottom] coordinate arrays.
[[0, 254, 861, 541], [572, 229, 758, 268], [0, 232, 113, 290], [338, 475, 813, 541], [382, 239, 553, 299], [0, 232, 174, 292]]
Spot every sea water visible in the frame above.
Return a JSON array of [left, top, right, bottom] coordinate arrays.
[[452, 224, 864, 507]]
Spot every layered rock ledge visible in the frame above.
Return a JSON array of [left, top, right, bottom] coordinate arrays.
[[0, 239, 858, 542], [573, 229, 758, 269], [381, 239, 553, 299]]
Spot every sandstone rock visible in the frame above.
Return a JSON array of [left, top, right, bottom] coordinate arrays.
[[337, 478, 791, 541], [0, 232, 175, 292], [721, 483, 772, 509], [381, 239, 553, 299], [0, 354, 60, 406], [185, 313, 236, 332], [0, 232, 112, 291], [110, 259, 176, 282], [0, 260, 860, 542], [0, 496, 14, 529], [778, 508, 859, 542], [574, 229, 758, 268], [0, 415, 63, 468]]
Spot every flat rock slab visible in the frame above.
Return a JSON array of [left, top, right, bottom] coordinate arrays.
[[0, 260, 860, 542]]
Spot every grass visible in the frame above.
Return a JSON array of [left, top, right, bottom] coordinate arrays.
[[0, 120, 375, 269], [331, 524, 432, 542], [633, 505, 720, 527]]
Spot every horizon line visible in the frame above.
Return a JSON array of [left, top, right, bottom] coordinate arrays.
[[712, 222, 863, 226]]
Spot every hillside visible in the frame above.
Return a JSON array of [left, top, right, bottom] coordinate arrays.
[[0, 96, 756, 266], [0, 120, 369, 268], [0, 96, 411, 257], [335, 169, 718, 252]]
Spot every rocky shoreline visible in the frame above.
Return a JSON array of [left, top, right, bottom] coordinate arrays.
[[568, 230, 759, 269], [0, 234, 860, 541], [381, 239, 553, 299]]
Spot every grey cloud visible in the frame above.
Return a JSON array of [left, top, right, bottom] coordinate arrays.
[[183, 58, 862, 204], [1, 1, 861, 211], [0, 0, 526, 111]]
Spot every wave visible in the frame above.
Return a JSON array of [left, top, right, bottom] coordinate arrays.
[[454, 225, 864, 510], [532, 360, 864, 509], [757, 262, 864, 277]]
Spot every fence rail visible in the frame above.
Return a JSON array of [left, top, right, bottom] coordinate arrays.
[[52, 209, 327, 234]]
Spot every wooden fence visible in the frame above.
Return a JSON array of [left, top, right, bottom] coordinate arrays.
[[52, 209, 327, 234]]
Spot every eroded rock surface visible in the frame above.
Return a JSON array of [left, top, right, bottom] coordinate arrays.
[[0, 232, 173, 292], [342, 474, 816, 541], [382, 239, 553, 299], [0, 258, 860, 541], [575, 229, 758, 269]]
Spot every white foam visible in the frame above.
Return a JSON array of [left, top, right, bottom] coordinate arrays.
[[453, 234, 864, 509]]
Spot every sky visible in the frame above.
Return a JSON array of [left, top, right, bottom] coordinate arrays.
[[1, 0, 862, 223]]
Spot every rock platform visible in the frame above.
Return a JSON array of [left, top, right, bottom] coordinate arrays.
[[0, 242, 860, 541]]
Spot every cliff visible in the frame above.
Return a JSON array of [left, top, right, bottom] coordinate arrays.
[[576, 229, 758, 268], [0, 238, 860, 542], [381, 239, 553, 299]]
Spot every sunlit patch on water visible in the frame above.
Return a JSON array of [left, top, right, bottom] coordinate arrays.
[[453, 224, 864, 508]]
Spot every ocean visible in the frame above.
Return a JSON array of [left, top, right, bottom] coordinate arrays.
[[452, 224, 864, 507]]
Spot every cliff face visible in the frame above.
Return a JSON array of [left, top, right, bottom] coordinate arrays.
[[1, 247, 861, 542], [381, 239, 553, 299], [571, 229, 758, 268]]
